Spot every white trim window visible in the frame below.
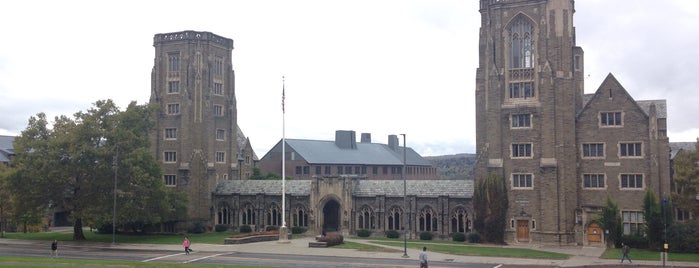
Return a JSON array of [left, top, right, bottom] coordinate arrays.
[[620, 174, 643, 189], [511, 143, 532, 158], [583, 174, 605, 189], [512, 173, 533, 189]]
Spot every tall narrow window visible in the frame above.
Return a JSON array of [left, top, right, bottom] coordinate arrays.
[[214, 105, 223, 116], [216, 129, 225, 141], [168, 53, 180, 73], [510, 17, 534, 69], [213, 82, 223, 95]]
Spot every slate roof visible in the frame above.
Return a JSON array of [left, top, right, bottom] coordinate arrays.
[[214, 179, 473, 198], [266, 139, 431, 166], [215, 180, 311, 196], [670, 141, 697, 159], [0, 135, 15, 163], [582, 94, 666, 119]]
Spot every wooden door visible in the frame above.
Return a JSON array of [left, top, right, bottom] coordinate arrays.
[[587, 222, 602, 243], [516, 220, 529, 241]]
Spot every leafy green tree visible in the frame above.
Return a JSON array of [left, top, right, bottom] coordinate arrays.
[[599, 197, 622, 248], [0, 164, 14, 236], [473, 172, 508, 243], [9, 100, 183, 240], [671, 139, 699, 219], [642, 189, 663, 249]]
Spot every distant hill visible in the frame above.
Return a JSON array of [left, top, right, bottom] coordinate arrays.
[[425, 153, 476, 180]]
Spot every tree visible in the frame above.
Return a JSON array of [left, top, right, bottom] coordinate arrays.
[[9, 100, 183, 240], [642, 189, 663, 249], [672, 139, 699, 219], [599, 197, 622, 248], [473, 172, 508, 243]]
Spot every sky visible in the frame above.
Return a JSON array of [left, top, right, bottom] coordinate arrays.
[[1, 1, 698, 157]]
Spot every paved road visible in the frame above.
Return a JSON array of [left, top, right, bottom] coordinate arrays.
[[2, 235, 697, 268]]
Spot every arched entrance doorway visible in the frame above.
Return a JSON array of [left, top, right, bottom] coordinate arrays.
[[322, 199, 341, 233], [587, 222, 602, 243]]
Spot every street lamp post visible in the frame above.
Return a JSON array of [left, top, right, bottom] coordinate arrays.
[[400, 134, 408, 258], [112, 146, 118, 244]]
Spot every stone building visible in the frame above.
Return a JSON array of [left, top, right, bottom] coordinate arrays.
[[257, 130, 438, 180], [212, 176, 473, 237], [475, 0, 671, 245], [149, 31, 257, 229]]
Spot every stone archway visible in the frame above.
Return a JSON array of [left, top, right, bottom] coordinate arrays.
[[322, 199, 341, 233]]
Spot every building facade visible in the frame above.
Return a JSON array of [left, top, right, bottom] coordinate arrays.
[[257, 130, 438, 180], [475, 0, 671, 245], [149, 31, 256, 228], [212, 176, 473, 238]]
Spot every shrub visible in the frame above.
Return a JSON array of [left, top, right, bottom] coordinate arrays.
[[188, 222, 207, 234], [215, 224, 228, 232], [265, 225, 278, 231], [467, 232, 481, 243], [386, 230, 400, 239], [318, 231, 344, 246], [621, 234, 648, 249], [419, 231, 433, 240], [357, 229, 371, 237], [291, 226, 307, 234], [239, 225, 252, 233], [668, 220, 699, 253], [452, 232, 466, 242]]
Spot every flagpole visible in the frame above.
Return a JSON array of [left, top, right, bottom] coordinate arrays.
[[279, 76, 289, 242]]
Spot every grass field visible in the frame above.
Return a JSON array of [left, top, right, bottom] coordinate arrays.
[[0, 256, 271, 268]]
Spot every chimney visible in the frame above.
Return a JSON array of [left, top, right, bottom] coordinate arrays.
[[360, 133, 372, 143], [388, 135, 399, 151], [335, 130, 357, 149]]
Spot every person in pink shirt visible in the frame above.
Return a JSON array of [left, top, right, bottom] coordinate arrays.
[[182, 237, 192, 255]]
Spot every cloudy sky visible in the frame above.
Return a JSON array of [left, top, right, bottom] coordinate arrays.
[[1, 0, 698, 157]]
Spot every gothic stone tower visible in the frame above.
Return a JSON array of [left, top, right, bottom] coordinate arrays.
[[475, 0, 584, 244], [150, 31, 238, 229]]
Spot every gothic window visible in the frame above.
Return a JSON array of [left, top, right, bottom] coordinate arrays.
[[215, 152, 225, 163], [241, 204, 256, 225], [293, 206, 308, 227], [217, 204, 231, 225], [267, 203, 282, 226], [387, 207, 403, 231], [168, 53, 180, 73], [358, 206, 375, 230], [510, 17, 534, 69], [418, 207, 437, 232], [451, 208, 467, 233], [622, 211, 644, 235]]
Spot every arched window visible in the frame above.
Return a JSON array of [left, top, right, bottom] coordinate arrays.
[[293, 206, 308, 227], [419, 207, 437, 232], [358, 206, 375, 230], [241, 204, 256, 225], [267, 203, 282, 226], [387, 207, 402, 230], [217, 204, 231, 225], [510, 16, 534, 69], [451, 208, 467, 233]]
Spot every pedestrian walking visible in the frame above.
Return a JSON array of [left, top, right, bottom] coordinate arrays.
[[419, 246, 428, 268], [183, 237, 192, 255], [50, 240, 58, 257], [620, 243, 632, 263]]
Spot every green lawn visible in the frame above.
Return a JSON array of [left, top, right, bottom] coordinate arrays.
[[601, 248, 699, 262]]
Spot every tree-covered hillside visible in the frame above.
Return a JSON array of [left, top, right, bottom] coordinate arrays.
[[425, 153, 476, 180]]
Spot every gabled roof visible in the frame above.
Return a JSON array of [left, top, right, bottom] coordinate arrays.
[[214, 179, 473, 198], [263, 138, 432, 166], [0, 135, 15, 162], [579, 73, 666, 119], [236, 126, 259, 161]]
